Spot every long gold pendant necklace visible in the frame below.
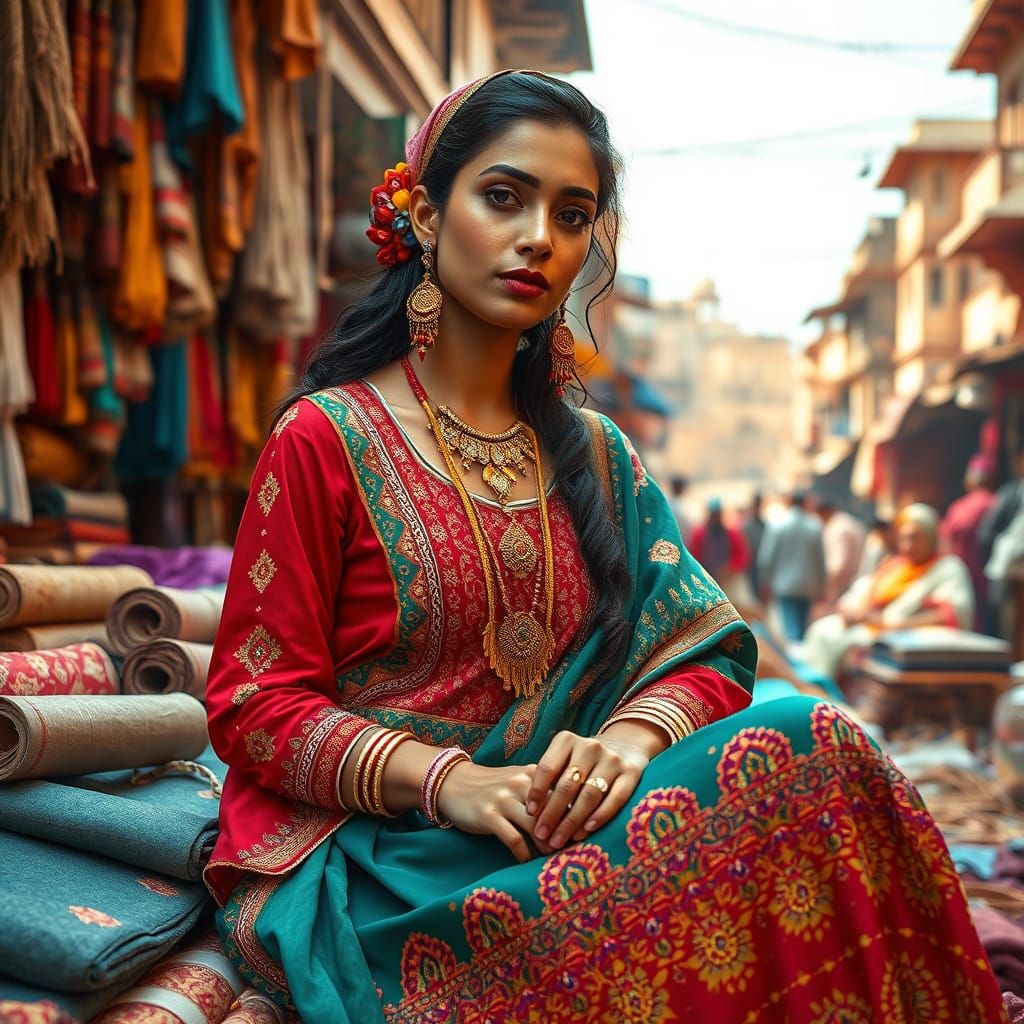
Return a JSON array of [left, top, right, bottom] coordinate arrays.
[[402, 357, 556, 698]]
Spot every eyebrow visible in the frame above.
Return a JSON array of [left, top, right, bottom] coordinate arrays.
[[477, 163, 597, 204]]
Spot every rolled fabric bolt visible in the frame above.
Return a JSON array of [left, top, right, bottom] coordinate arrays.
[[106, 586, 225, 655], [0, 565, 153, 628], [0, 643, 120, 696], [0, 622, 109, 652], [222, 989, 287, 1023], [93, 931, 245, 1023], [122, 639, 213, 700], [0, 693, 208, 781]]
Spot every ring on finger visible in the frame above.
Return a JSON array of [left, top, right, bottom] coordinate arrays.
[[584, 776, 609, 794], [565, 765, 584, 784]]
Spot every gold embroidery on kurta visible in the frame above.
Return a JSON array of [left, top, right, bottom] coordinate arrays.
[[244, 728, 276, 762], [248, 550, 277, 593], [273, 406, 299, 438], [649, 539, 681, 565], [234, 625, 282, 678], [257, 472, 280, 516], [232, 682, 261, 705]]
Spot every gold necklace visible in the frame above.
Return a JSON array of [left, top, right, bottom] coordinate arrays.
[[403, 358, 556, 698], [434, 404, 535, 505]]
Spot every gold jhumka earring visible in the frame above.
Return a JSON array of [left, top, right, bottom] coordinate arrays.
[[548, 303, 577, 397], [407, 241, 443, 359]]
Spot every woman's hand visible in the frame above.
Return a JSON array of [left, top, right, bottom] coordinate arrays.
[[526, 732, 650, 850], [434, 761, 553, 863]]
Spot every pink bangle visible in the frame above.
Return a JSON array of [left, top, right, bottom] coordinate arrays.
[[421, 747, 470, 828]]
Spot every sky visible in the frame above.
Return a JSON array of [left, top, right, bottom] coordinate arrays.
[[565, 0, 995, 343]]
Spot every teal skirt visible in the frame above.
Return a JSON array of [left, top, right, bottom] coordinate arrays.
[[218, 696, 1006, 1023]]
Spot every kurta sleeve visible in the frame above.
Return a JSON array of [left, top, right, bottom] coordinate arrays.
[[205, 399, 377, 811], [598, 662, 752, 743]]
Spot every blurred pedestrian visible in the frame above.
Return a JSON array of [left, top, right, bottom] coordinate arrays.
[[741, 492, 766, 600], [757, 490, 825, 642], [668, 475, 691, 547], [804, 503, 974, 680], [817, 497, 866, 610], [858, 512, 896, 578], [940, 454, 996, 632], [689, 497, 749, 595], [979, 450, 1024, 634]]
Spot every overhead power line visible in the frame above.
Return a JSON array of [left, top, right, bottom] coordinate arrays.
[[631, 100, 992, 157], [633, 1, 952, 54]]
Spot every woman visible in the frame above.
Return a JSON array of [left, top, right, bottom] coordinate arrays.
[[805, 503, 975, 681], [205, 74, 1005, 1022]]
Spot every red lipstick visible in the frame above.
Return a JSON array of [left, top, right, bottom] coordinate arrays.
[[498, 268, 549, 298]]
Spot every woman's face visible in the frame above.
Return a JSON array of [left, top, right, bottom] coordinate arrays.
[[896, 520, 935, 564], [426, 120, 600, 332]]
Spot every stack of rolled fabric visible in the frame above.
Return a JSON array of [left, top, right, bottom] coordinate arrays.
[[108, 584, 225, 702], [0, 487, 132, 565], [0, 564, 153, 651], [0, 564, 243, 1021], [0, 688, 228, 1019]]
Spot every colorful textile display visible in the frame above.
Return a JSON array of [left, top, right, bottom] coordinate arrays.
[[0, 271, 34, 526], [0, 692, 207, 781], [234, 46, 315, 339], [135, 0, 187, 95], [14, 422, 93, 489], [0, 622, 109, 653], [123, 639, 213, 700], [113, 95, 167, 331], [0, 0, 88, 271], [149, 99, 217, 336], [0, 564, 153, 628], [0, 642, 119, 696], [0, 276, 32, 520], [0, 830, 207, 992], [0, 742, 225, 880], [107, 585, 225, 654], [29, 485, 128, 524], [92, 929, 244, 1022], [86, 545, 234, 588], [164, 0, 243, 165], [113, 341, 189, 482]]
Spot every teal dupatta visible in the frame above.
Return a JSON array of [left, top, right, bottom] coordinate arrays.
[[218, 408, 756, 1020]]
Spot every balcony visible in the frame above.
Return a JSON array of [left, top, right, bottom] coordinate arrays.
[[950, 0, 1024, 74], [939, 147, 1024, 262]]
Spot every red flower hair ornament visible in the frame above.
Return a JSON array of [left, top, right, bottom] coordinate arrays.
[[365, 162, 418, 267]]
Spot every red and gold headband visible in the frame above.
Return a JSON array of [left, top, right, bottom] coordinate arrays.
[[366, 70, 549, 266]]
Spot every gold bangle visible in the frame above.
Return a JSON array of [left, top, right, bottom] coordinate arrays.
[[337, 724, 377, 810], [370, 731, 413, 817], [351, 727, 386, 814]]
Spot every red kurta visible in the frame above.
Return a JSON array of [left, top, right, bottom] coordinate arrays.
[[204, 385, 750, 905]]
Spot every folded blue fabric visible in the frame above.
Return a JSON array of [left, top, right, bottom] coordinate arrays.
[[0, 830, 207, 992], [0, 744, 225, 880], [948, 843, 999, 880], [0, 969, 138, 1023]]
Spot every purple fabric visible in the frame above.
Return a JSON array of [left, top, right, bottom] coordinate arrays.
[[972, 903, 1024, 994], [996, 846, 1024, 891], [85, 545, 233, 588]]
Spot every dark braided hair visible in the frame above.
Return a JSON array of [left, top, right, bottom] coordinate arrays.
[[279, 72, 633, 686]]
